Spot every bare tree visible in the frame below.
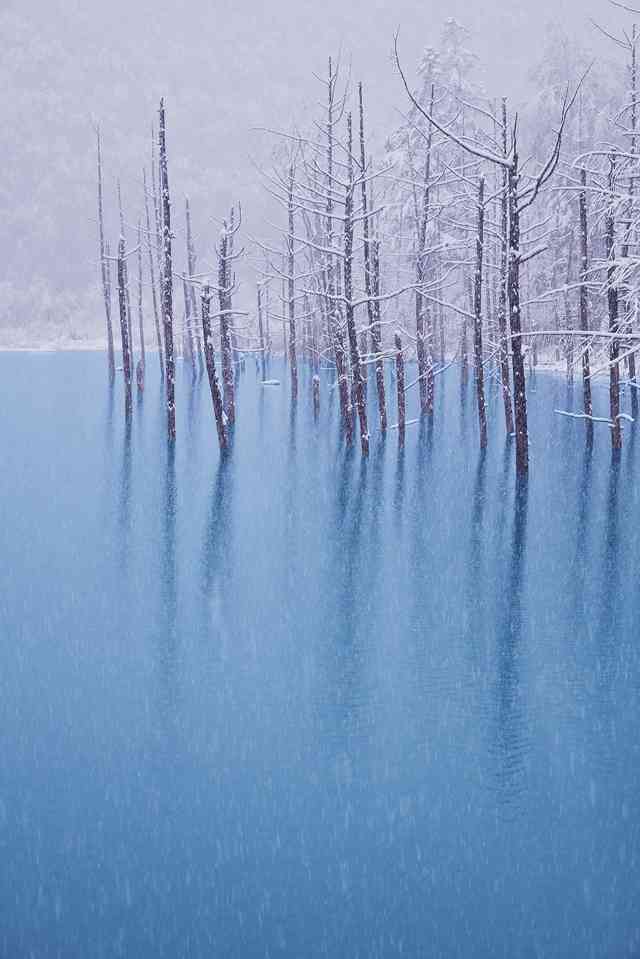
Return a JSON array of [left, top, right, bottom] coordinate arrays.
[[159, 98, 176, 439], [201, 284, 227, 451], [143, 167, 164, 376], [117, 236, 132, 415], [96, 126, 115, 377], [473, 174, 488, 447]]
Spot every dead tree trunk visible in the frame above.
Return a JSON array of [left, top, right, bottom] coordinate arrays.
[[359, 82, 387, 430], [508, 131, 528, 473], [117, 236, 132, 414], [344, 113, 369, 456], [370, 236, 387, 431], [151, 129, 165, 349], [473, 175, 488, 448], [622, 25, 638, 386], [159, 98, 176, 439], [606, 157, 622, 450], [201, 285, 227, 451], [578, 168, 593, 422], [416, 83, 435, 415], [185, 196, 204, 371], [96, 127, 115, 377], [287, 165, 298, 399], [182, 277, 196, 375], [143, 167, 164, 376], [325, 56, 351, 436], [395, 332, 406, 446], [498, 99, 514, 436], [218, 224, 235, 426], [136, 222, 146, 391], [117, 179, 134, 363], [563, 235, 574, 383], [257, 283, 266, 380]]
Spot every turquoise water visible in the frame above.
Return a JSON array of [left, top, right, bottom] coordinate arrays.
[[1, 352, 639, 958]]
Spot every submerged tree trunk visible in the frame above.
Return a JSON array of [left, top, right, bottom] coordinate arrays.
[[182, 277, 196, 374], [117, 179, 134, 365], [563, 235, 574, 384], [395, 332, 406, 446], [136, 222, 146, 391], [507, 133, 528, 473], [473, 176, 488, 448], [622, 26, 638, 388], [498, 99, 514, 436], [143, 167, 164, 376], [416, 83, 435, 415], [257, 283, 266, 380], [218, 225, 235, 426], [344, 114, 369, 455], [370, 237, 387, 431], [117, 236, 132, 414], [325, 56, 351, 437], [185, 196, 204, 371], [287, 166, 298, 399], [96, 127, 115, 377], [359, 83, 387, 431], [578, 168, 593, 426], [159, 99, 176, 439], [606, 158, 622, 451], [201, 285, 227, 451]]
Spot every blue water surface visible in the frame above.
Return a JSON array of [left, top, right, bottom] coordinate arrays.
[[1, 352, 639, 958]]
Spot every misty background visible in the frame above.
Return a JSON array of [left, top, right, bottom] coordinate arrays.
[[0, 0, 628, 347]]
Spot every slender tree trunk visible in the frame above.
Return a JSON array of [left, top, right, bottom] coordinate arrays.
[[219, 226, 235, 425], [185, 196, 204, 371], [96, 127, 115, 377], [117, 179, 134, 364], [473, 175, 488, 448], [159, 99, 176, 439], [151, 128, 165, 349], [606, 157, 622, 450], [287, 166, 298, 399], [498, 99, 514, 436], [416, 83, 435, 415], [508, 134, 529, 473], [359, 82, 387, 430], [201, 285, 227, 451], [136, 222, 146, 391], [578, 168, 593, 425], [563, 235, 574, 383], [370, 236, 387, 431], [325, 56, 351, 435], [143, 167, 164, 376], [117, 236, 132, 415], [622, 25, 638, 386], [257, 283, 266, 380], [182, 277, 196, 375], [395, 332, 406, 446], [344, 114, 369, 455]]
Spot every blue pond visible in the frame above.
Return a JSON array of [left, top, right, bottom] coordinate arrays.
[[1, 352, 640, 958]]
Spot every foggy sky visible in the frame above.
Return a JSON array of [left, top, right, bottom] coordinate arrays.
[[1, 0, 631, 339]]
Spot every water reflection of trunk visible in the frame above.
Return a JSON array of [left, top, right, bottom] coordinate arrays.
[[464, 449, 488, 666], [118, 415, 132, 586], [596, 455, 621, 697], [282, 399, 298, 634], [459, 367, 469, 436], [407, 417, 434, 692], [571, 440, 593, 632], [159, 441, 178, 724], [202, 451, 234, 645], [324, 448, 368, 749], [492, 477, 530, 815], [393, 444, 406, 529]]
